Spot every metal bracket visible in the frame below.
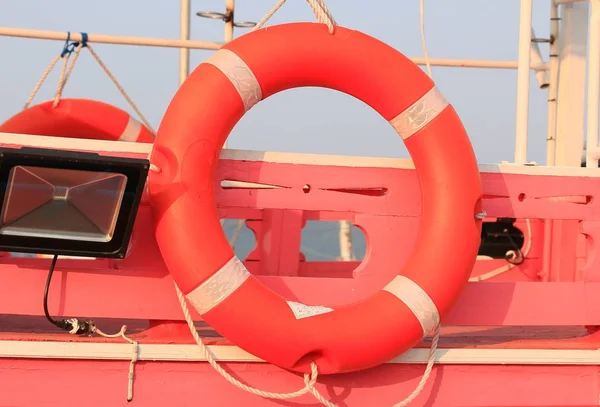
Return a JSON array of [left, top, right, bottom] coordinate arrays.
[[196, 10, 256, 28]]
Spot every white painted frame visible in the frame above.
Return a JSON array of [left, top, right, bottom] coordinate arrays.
[[2, 132, 599, 177], [2, 340, 600, 365]]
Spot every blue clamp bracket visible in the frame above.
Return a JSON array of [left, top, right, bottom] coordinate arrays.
[[60, 31, 89, 58]]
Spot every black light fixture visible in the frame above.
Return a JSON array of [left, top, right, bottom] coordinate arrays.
[[0, 147, 148, 258]]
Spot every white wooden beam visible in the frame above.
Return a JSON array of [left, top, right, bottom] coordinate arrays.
[[2, 341, 600, 366], [2, 132, 600, 177]]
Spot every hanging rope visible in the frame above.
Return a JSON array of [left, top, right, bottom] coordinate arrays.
[[174, 282, 337, 406], [253, 0, 337, 33], [176, 280, 440, 406], [84, 44, 155, 134], [23, 31, 155, 134]]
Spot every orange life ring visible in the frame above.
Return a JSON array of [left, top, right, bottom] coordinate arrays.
[[0, 98, 154, 143], [149, 22, 483, 374]]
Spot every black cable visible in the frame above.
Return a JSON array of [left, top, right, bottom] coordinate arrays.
[[43, 254, 95, 335], [43, 254, 61, 328]]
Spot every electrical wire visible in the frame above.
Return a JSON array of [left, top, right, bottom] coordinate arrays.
[[43, 254, 62, 328], [43, 254, 95, 335]]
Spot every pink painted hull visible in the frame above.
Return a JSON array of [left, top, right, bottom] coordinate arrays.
[[2, 317, 600, 406], [5, 359, 600, 407], [2, 147, 599, 406]]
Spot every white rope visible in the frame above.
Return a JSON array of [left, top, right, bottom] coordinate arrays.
[[53, 43, 84, 107], [174, 282, 337, 406], [94, 325, 139, 402], [393, 324, 439, 406], [24, 54, 61, 110], [61, 319, 138, 402], [175, 279, 441, 406], [419, 0, 433, 78], [23, 40, 155, 135], [253, 0, 337, 33], [469, 219, 532, 282], [84, 44, 155, 134]]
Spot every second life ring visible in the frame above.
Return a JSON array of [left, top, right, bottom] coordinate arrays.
[[148, 22, 483, 375], [0, 98, 154, 143]]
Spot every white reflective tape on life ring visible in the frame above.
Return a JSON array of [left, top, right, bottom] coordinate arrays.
[[186, 256, 250, 315], [204, 49, 262, 112], [389, 86, 449, 140], [118, 116, 143, 142], [382, 275, 440, 336], [286, 301, 334, 320]]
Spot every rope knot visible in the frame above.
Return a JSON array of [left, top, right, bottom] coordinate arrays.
[[302, 362, 320, 390]]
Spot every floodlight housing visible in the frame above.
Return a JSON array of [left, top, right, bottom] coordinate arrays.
[[0, 147, 148, 258]]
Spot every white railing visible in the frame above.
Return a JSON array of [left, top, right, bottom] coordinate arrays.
[[0, 0, 594, 169], [0, 1, 598, 256]]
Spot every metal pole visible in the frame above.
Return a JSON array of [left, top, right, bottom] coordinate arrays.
[[224, 0, 235, 43], [338, 220, 355, 261], [554, 1, 589, 166], [514, 0, 534, 164], [0, 27, 221, 50], [586, 0, 600, 168], [546, 1, 560, 166], [179, 0, 191, 85], [223, 0, 235, 150]]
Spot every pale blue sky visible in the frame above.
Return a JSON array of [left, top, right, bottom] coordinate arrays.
[[1, 1, 552, 164]]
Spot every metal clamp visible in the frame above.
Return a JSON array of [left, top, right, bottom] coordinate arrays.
[[196, 10, 257, 28]]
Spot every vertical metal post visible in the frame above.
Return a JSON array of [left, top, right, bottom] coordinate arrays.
[[225, 0, 235, 43], [222, 0, 235, 149], [179, 0, 191, 86], [338, 220, 355, 261], [586, 0, 600, 168], [555, 1, 589, 166], [546, 1, 560, 166], [514, 0, 533, 164], [545, 0, 588, 284]]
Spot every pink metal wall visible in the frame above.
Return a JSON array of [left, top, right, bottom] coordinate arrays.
[[2, 152, 600, 406]]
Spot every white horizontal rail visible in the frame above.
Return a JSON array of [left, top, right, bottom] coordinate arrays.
[[0, 27, 222, 50], [2, 341, 600, 365], [0, 27, 548, 70], [555, 0, 585, 5], [411, 57, 546, 70], [0, 132, 153, 153], [2, 132, 600, 177]]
